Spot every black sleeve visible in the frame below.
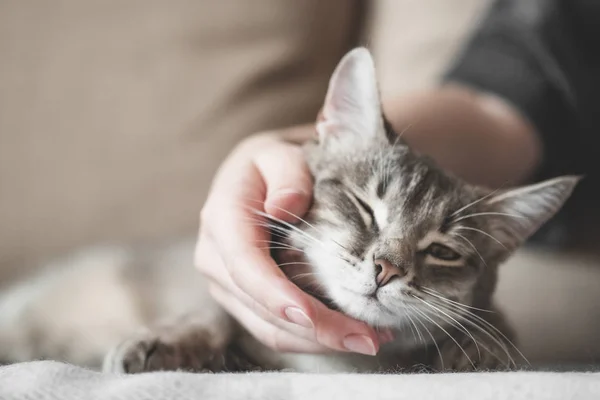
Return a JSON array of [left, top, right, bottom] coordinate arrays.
[[443, 0, 600, 182]]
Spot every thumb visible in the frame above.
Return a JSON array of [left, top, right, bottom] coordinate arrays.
[[254, 143, 313, 223]]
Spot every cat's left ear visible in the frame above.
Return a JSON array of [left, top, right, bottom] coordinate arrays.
[[317, 47, 385, 145], [481, 175, 581, 251]]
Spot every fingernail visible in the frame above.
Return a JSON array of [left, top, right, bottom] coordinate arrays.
[[284, 307, 314, 329], [343, 334, 377, 356]]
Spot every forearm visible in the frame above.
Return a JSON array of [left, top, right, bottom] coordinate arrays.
[[261, 83, 542, 189], [383, 84, 543, 188]]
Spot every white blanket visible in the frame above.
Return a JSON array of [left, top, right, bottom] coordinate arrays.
[[1, 361, 599, 400]]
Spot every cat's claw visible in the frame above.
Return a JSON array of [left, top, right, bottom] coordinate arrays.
[[103, 328, 219, 374], [103, 326, 262, 374]]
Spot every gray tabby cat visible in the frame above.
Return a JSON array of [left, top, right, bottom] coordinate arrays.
[[0, 48, 578, 374]]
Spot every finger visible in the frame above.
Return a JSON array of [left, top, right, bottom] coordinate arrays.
[[209, 284, 329, 353], [196, 235, 320, 343], [253, 143, 313, 223]]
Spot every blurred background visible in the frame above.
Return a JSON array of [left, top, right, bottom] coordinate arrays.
[[1, 0, 599, 370]]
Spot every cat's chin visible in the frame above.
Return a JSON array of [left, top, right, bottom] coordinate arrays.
[[331, 288, 409, 329]]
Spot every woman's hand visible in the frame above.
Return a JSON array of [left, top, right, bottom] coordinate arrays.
[[195, 126, 383, 355]]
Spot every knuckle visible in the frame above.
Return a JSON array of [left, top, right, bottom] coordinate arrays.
[[236, 132, 273, 155]]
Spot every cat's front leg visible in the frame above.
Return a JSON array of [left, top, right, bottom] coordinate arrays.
[[103, 316, 262, 374]]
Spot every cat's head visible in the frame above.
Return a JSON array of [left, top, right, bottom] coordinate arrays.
[[279, 48, 579, 330]]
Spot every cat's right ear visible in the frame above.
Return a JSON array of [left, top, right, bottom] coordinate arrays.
[[316, 47, 384, 145], [480, 175, 581, 251]]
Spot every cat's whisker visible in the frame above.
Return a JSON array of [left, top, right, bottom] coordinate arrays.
[[452, 212, 527, 224], [296, 281, 325, 299], [249, 209, 357, 263], [422, 295, 523, 368], [277, 261, 314, 268], [419, 287, 494, 313], [401, 301, 423, 345], [246, 221, 299, 243], [254, 239, 304, 252], [429, 300, 516, 369], [257, 227, 291, 243], [410, 304, 476, 370], [453, 226, 508, 251], [288, 272, 324, 281], [247, 206, 349, 254], [405, 303, 444, 371], [395, 122, 413, 143], [454, 232, 488, 267], [448, 182, 509, 218], [260, 203, 354, 255], [419, 304, 505, 368], [250, 221, 348, 264], [419, 296, 510, 366], [244, 218, 319, 253], [425, 305, 506, 368], [412, 296, 481, 360], [379, 300, 417, 344], [257, 246, 302, 252], [410, 317, 425, 346], [453, 307, 527, 367]]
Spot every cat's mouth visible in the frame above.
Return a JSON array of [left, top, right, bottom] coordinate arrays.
[[367, 293, 398, 315], [342, 286, 398, 315]]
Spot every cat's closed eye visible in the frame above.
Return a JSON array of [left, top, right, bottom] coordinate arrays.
[[348, 192, 378, 230], [424, 243, 462, 262]]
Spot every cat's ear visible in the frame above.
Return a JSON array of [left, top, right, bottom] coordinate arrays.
[[481, 176, 580, 251], [317, 47, 384, 144]]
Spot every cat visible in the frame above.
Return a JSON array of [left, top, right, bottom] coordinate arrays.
[[0, 48, 578, 374]]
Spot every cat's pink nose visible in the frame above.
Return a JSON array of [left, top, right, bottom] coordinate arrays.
[[375, 258, 402, 287]]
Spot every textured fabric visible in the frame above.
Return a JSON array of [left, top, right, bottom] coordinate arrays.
[[1, 361, 600, 400]]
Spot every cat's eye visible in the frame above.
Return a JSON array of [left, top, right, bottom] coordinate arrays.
[[425, 243, 461, 261], [351, 194, 377, 228], [353, 195, 374, 217]]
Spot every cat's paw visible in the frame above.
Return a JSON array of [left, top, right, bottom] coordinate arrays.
[[103, 326, 262, 374], [432, 333, 516, 372], [102, 330, 219, 374]]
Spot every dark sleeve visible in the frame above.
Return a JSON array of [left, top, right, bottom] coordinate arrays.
[[443, 0, 600, 181]]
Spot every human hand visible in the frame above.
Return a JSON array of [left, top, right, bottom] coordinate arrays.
[[195, 126, 387, 355]]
